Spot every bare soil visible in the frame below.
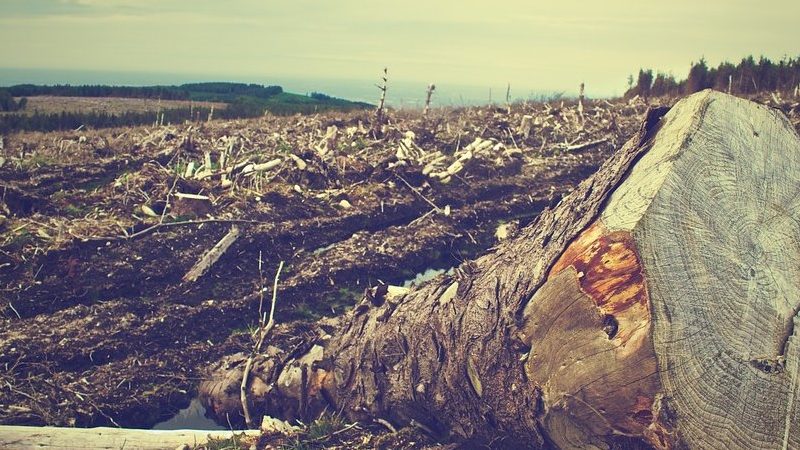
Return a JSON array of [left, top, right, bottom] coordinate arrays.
[[0, 92, 797, 447]]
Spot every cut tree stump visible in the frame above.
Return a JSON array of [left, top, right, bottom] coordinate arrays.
[[202, 90, 800, 449]]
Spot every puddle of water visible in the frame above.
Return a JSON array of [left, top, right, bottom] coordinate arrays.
[[151, 398, 226, 431], [402, 267, 455, 288]]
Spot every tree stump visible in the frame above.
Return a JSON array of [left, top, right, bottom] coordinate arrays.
[[202, 90, 800, 449]]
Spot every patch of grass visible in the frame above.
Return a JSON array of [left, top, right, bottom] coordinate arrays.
[[2, 228, 34, 251], [50, 190, 69, 201], [305, 415, 346, 441], [230, 322, 259, 338], [198, 433, 251, 450], [333, 287, 361, 309], [171, 161, 189, 176], [282, 415, 349, 450], [16, 152, 57, 169], [290, 302, 317, 321], [63, 203, 91, 218], [276, 139, 293, 154]]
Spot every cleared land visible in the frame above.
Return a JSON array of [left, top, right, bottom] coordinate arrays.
[[3, 95, 226, 115], [0, 92, 798, 448]]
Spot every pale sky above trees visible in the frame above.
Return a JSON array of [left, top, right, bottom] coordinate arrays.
[[0, 0, 797, 96]]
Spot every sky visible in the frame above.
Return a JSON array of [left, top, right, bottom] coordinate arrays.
[[0, 0, 798, 102]]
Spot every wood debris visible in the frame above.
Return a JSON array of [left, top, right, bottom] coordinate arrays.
[[182, 225, 241, 283]]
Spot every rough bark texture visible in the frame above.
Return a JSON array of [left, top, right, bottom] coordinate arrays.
[[203, 91, 800, 449], [203, 104, 667, 446]]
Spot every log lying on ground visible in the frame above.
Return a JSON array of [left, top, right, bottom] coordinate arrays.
[[0, 425, 259, 449], [201, 90, 800, 449]]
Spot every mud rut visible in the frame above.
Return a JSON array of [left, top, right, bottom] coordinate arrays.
[[1, 97, 777, 430]]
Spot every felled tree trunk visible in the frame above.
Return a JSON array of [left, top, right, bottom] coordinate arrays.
[[202, 90, 800, 449]]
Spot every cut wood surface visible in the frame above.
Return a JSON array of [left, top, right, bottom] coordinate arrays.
[[0, 426, 258, 450], [201, 90, 800, 449], [603, 90, 800, 449]]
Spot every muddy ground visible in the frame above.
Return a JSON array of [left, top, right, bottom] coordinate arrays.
[[1, 92, 797, 447]]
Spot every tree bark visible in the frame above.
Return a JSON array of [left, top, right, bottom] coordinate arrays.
[[201, 90, 800, 449]]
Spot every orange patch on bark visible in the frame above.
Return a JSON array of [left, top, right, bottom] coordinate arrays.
[[544, 220, 670, 447], [550, 221, 647, 312], [549, 220, 650, 346]]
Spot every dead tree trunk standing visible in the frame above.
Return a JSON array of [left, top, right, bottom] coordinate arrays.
[[373, 68, 388, 138], [423, 83, 436, 117], [202, 91, 800, 448]]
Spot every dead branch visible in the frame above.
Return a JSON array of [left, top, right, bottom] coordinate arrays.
[[394, 174, 442, 213], [182, 226, 241, 283], [159, 175, 179, 225], [373, 68, 388, 137], [506, 83, 512, 114], [423, 84, 436, 117], [84, 218, 269, 242], [241, 258, 284, 428], [565, 137, 608, 152]]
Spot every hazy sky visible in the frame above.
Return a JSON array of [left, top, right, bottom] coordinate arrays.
[[0, 0, 798, 97]]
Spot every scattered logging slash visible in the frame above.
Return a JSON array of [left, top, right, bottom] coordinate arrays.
[[201, 90, 800, 449], [182, 226, 240, 283]]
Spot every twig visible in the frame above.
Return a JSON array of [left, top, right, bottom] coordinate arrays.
[[375, 418, 397, 433], [408, 208, 437, 227], [7, 302, 21, 319], [241, 259, 284, 428], [304, 422, 359, 443], [85, 218, 269, 242], [159, 175, 179, 225], [394, 174, 441, 212], [565, 138, 608, 152], [257, 251, 266, 321]]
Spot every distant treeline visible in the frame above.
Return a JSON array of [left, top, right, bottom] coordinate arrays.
[[0, 89, 27, 112], [0, 82, 372, 133], [627, 55, 800, 99], [4, 82, 284, 102]]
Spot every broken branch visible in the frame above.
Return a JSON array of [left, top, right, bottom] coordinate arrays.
[[182, 226, 241, 283], [241, 259, 284, 428]]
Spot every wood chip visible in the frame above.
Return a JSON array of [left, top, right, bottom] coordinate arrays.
[[140, 205, 158, 217]]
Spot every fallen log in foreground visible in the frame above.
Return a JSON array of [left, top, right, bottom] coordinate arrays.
[[202, 90, 800, 449], [0, 426, 259, 450]]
